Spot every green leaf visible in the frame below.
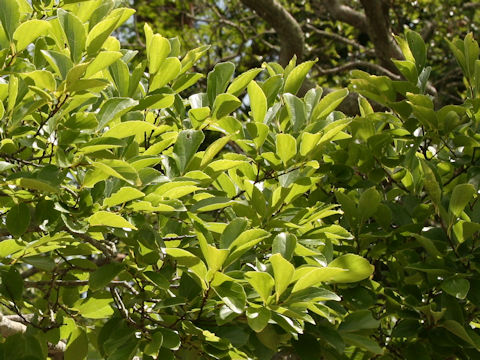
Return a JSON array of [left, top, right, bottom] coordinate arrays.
[[204, 245, 229, 272], [342, 333, 383, 355], [227, 228, 270, 251], [13, 19, 51, 52], [272, 232, 296, 261], [134, 91, 175, 110], [89, 263, 123, 291], [248, 80, 267, 123], [406, 29, 426, 71], [200, 135, 231, 168], [148, 34, 171, 74], [220, 218, 248, 249], [41, 50, 73, 79], [213, 281, 246, 314], [0, 0, 20, 41], [276, 133, 296, 166], [246, 122, 269, 149], [172, 129, 205, 174], [58, 9, 86, 62], [158, 328, 180, 350], [270, 253, 294, 301], [88, 211, 137, 229], [246, 307, 270, 333], [358, 187, 381, 220], [172, 73, 204, 93], [68, 78, 109, 93], [207, 62, 235, 105], [439, 320, 478, 348], [338, 310, 380, 332], [144, 332, 163, 357], [150, 57, 181, 90], [103, 187, 145, 207], [85, 51, 123, 77], [180, 45, 210, 74], [1, 267, 23, 301], [291, 267, 347, 293], [421, 159, 442, 207], [191, 196, 233, 212], [245, 271, 274, 303], [317, 119, 351, 146], [464, 33, 479, 80], [86, 8, 135, 55], [164, 248, 207, 287], [311, 89, 349, 120], [75, 297, 114, 319], [441, 278, 470, 300], [91, 160, 140, 186], [284, 93, 307, 132], [227, 68, 263, 96], [449, 183, 475, 217], [96, 97, 139, 129], [65, 327, 88, 360], [102, 120, 156, 141], [328, 254, 374, 283], [283, 60, 316, 95], [6, 203, 30, 237], [212, 93, 241, 119], [299, 132, 321, 157], [109, 59, 129, 96], [10, 177, 59, 193]]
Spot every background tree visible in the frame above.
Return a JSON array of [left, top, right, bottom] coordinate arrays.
[[130, 0, 480, 108]]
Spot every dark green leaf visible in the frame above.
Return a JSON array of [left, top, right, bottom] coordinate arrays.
[[207, 62, 235, 105], [89, 263, 123, 291], [58, 9, 86, 62], [6, 203, 30, 237], [0, 0, 20, 41], [172, 129, 205, 174]]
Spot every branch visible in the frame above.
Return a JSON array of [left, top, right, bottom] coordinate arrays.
[[305, 24, 369, 52], [64, 229, 117, 258], [316, 61, 401, 79], [464, 2, 480, 9], [359, 0, 403, 71], [0, 312, 66, 356], [240, 0, 304, 65], [321, 0, 368, 33]]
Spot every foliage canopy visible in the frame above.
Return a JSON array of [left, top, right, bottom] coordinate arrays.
[[0, 1, 480, 360]]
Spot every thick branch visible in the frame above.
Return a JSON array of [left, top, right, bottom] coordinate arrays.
[[240, 0, 304, 65], [322, 0, 368, 33], [0, 312, 66, 356], [359, 0, 403, 71]]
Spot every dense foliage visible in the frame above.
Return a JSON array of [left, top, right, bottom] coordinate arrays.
[[1, 1, 480, 360]]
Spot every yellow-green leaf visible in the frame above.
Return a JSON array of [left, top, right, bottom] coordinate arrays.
[[88, 211, 137, 229]]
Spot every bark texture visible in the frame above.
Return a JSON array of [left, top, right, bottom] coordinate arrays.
[[240, 0, 304, 65]]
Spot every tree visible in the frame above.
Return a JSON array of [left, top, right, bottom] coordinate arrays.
[[1, 0, 480, 360], [131, 0, 480, 110]]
